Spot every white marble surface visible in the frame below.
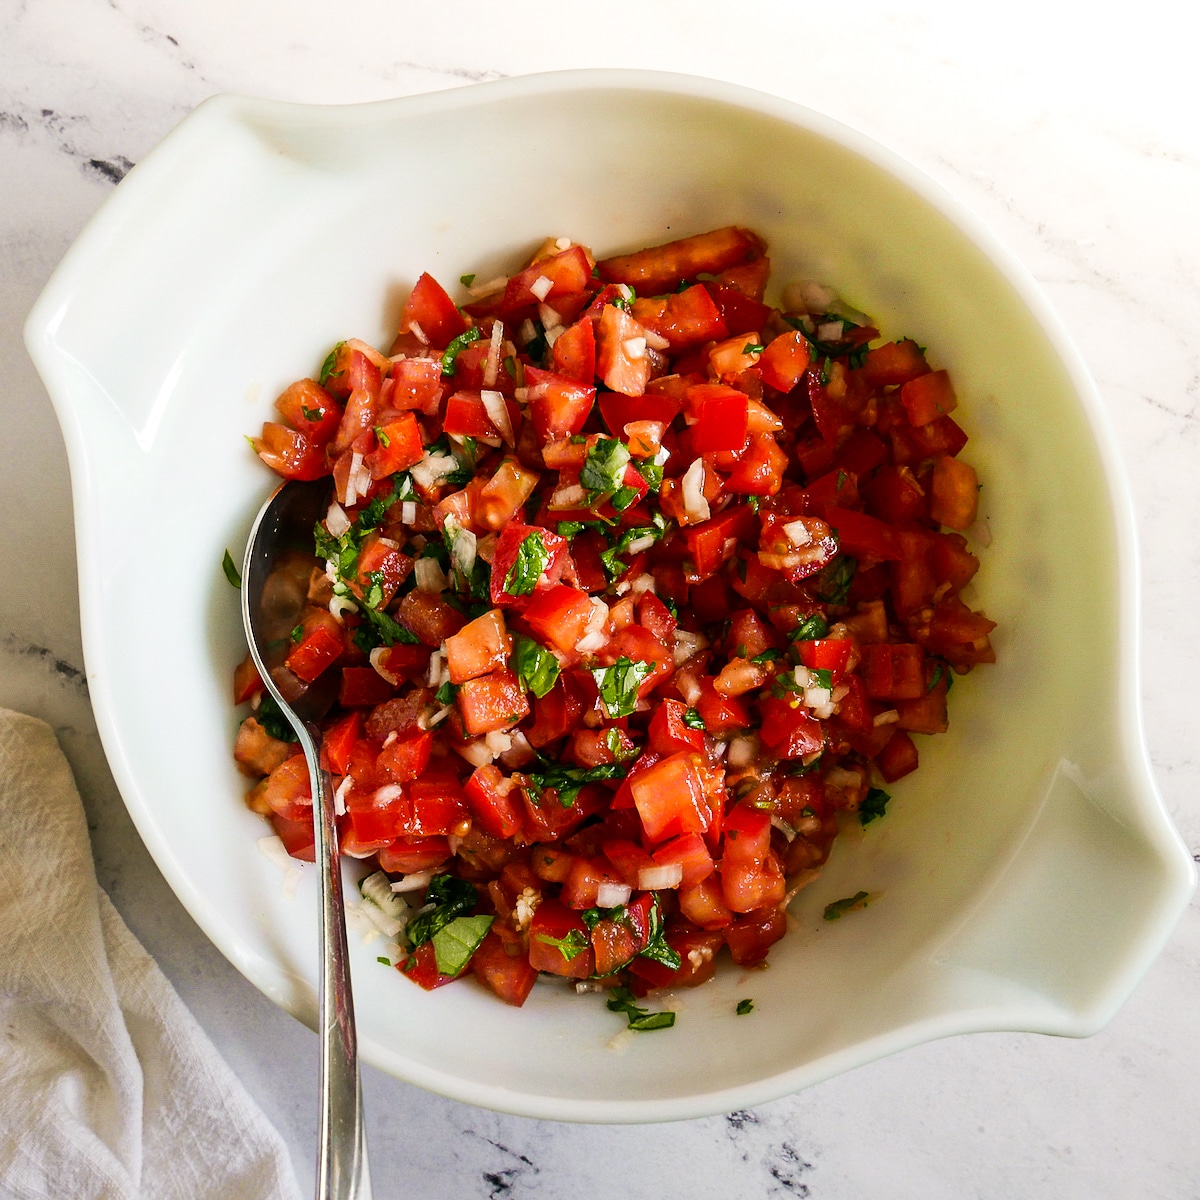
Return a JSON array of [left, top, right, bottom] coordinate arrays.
[[3, 0, 1199, 1195]]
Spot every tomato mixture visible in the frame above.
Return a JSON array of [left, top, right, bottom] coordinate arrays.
[[232, 227, 994, 1012]]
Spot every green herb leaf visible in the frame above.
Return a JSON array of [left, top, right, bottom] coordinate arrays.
[[610, 285, 636, 312], [637, 896, 682, 971], [222, 549, 242, 589], [609, 485, 639, 512], [318, 342, 345, 387], [440, 327, 482, 376], [736, 998, 754, 1016], [301, 404, 323, 422], [788, 613, 830, 642], [373, 425, 391, 448], [503, 529, 550, 597], [503, 354, 517, 380], [431, 914, 494, 976], [580, 907, 603, 930], [750, 648, 782, 664], [525, 761, 627, 808], [742, 342, 765, 355], [859, 788, 891, 827], [592, 657, 654, 719], [535, 927, 589, 962], [406, 875, 478, 948], [290, 624, 304, 644], [823, 891, 870, 920], [606, 986, 676, 1032], [376, 956, 392, 966], [633, 457, 664, 492], [815, 554, 857, 606], [807, 667, 833, 691], [434, 680, 458, 707], [460, 273, 476, 287], [682, 708, 706, 731], [604, 728, 637, 761], [255, 693, 295, 743], [580, 437, 631, 497], [747, 494, 762, 514], [556, 520, 585, 540], [513, 634, 561, 699]]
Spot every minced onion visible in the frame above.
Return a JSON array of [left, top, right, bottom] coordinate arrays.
[[637, 863, 683, 890], [681, 458, 710, 523], [596, 881, 632, 908]]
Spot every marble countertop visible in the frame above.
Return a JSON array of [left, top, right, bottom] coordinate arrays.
[[4, 0, 1198, 1195]]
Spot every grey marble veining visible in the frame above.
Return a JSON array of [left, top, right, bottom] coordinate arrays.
[[3, 1, 1199, 1196]]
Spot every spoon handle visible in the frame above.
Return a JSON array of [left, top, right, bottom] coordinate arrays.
[[300, 722, 369, 1200]]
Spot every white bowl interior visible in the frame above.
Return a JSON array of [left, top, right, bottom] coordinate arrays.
[[26, 74, 1193, 1121]]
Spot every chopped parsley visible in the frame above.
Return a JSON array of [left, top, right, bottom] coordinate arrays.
[[742, 342, 765, 355], [858, 787, 891, 827], [815, 554, 857, 606], [289, 624, 304, 644], [604, 728, 638, 761], [221, 549, 242, 589], [736, 998, 755, 1016], [682, 707, 706, 730], [535, 927, 589, 962], [513, 634, 561, 699], [318, 341, 345, 387], [503, 530, 551, 597], [556, 520, 586, 540], [459, 273, 476, 287], [593, 657, 654, 719], [503, 354, 517, 380], [301, 404, 323, 422], [373, 425, 391, 448], [440, 327, 481, 376], [598, 514, 668, 580], [789, 613, 829, 642], [606, 986, 675, 1032], [406, 875, 478, 948], [927, 660, 953, 692], [750, 648, 783, 664], [525, 760, 628, 808], [376, 956, 392, 967], [434, 680, 458, 707], [580, 436, 631, 497], [632, 457, 664, 492], [255, 692, 295, 743], [823, 891, 870, 920], [610, 285, 636, 312]]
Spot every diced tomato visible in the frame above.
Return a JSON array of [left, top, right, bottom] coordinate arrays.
[[648, 698, 705, 757], [609, 625, 673, 699], [704, 282, 774, 337], [900, 369, 957, 427], [652, 832, 714, 888], [598, 390, 683, 439], [596, 226, 765, 296], [275, 379, 342, 446], [396, 590, 468, 646], [443, 390, 509, 441], [758, 330, 812, 393], [471, 930, 538, 1006], [464, 764, 524, 840], [720, 804, 785, 913], [319, 710, 362, 775], [338, 666, 394, 709], [445, 609, 510, 684], [823, 506, 900, 562], [400, 941, 461, 991], [929, 455, 979, 531], [524, 366, 595, 442], [528, 899, 594, 978], [260, 754, 312, 822], [796, 637, 853, 678], [686, 384, 750, 454], [630, 752, 711, 842], [861, 643, 925, 700], [270, 811, 315, 862], [864, 338, 929, 387], [378, 836, 452, 875], [399, 272, 468, 348], [251, 422, 327, 481], [596, 304, 651, 397], [631, 283, 727, 351], [726, 906, 787, 966], [526, 673, 588, 748], [877, 729, 919, 782], [378, 728, 433, 784], [549, 315, 596, 383], [457, 669, 529, 736], [501, 245, 592, 315], [695, 678, 752, 736], [490, 521, 569, 609], [364, 412, 423, 478], [232, 652, 265, 705], [684, 504, 758, 581], [389, 357, 444, 415], [759, 696, 825, 759]]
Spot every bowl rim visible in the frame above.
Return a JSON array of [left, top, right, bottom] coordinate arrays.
[[25, 67, 1195, 1122]]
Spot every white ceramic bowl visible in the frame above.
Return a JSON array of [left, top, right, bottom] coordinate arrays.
[[26, 70, 1194, 1122]]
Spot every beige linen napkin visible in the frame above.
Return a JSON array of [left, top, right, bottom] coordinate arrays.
[[0, 708, 302, 1200]]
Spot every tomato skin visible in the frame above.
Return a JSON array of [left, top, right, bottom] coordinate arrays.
[[597, 226, 764, 295], [378, 836, 452, 875], [687, 384, 750, 454], [724, 433, 787, 495], [549, 315, 597, 383], [275, 379, 342, 446], [652, 832, 715, 888], [471, 930, 538, 1006], [648, 699, 705, 757], [630, 752, 712, 843], [501, 245, 592, 315], [464, 765, 524, 840], [233, 652, 265, 705], [861, 643, 926, 700], [271, 811, 315, 862], [252, 422, 328, 481], [684, 505, 758, 581], [389, 357, 444, 415], [864, 338, 929, 386], [319, 710, 362, 775], [900, 368, 957, 427], [284, 623, 344, 683], [377, 728, 432, 784], [399, 272, 468, 348], [444, 609, 511, 684], [631, 283, 727, 351]]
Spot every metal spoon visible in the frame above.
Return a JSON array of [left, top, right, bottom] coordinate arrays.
[[241, 477, 370, 1200]]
